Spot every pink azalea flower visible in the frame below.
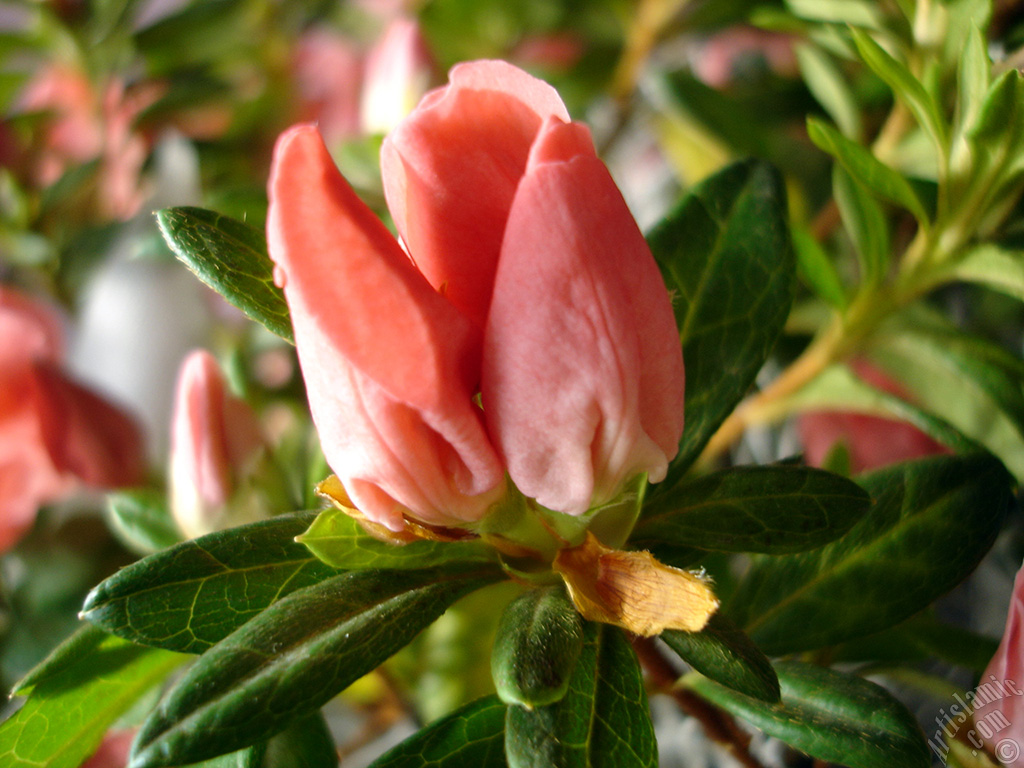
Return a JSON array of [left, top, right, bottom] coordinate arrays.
[[798, 358, 948, 473], [267, 60, 684, 533], [0, 286, 145, 551], [169, 350, 265, 538], [360, 17, 435, 135], [977, 562, 1024, 767]]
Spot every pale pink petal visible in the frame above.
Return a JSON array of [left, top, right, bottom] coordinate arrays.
[[0, 286, 65, 369], [267, 124, 504, 530], [381, 60, 570, 329], [978, 563, 1024, 767], [169, 350, 264, 537], [28, 361, 146, 488], [482, 118, 684, 515], [360, 17, 435, 135]]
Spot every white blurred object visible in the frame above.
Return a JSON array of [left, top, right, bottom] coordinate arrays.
[[70, 133, 212, 461]]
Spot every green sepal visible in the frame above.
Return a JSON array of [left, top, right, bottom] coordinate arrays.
[[369, 695, 507, 768], [633, 464, 870, 556], [504, 622, 656, 768], [728, 452, 1012, 655], [82, 512, 342, 654], [647, 159, 793, 477], [491, 586, 584, 709], [298, 507, 497, 570], [155, 206, 293, 343], [687, 660, 929, 768], [661, 613, 780, 703], [129, 567, 501, 767]]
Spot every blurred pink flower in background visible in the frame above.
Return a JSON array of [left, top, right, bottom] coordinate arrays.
[[268, 60, 684, 533], [293, 17, 435, 144], [169, 349, 265, 539], [798, 359, 948, 473], [360, 17, 435, 135], [17, 63, 161, 219], [0, 286, 145, 552], [292, 28, 365, 144], [693, 26, 797, 88], [976, 561, 1024, 767], [80, 729, 134, 768]]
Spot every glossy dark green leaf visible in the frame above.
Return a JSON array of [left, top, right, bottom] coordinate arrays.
[[491, 586, 584, 708], [369, 696, 507, 768], [661, 613, 779, 703], [633, 465, 870, 557], [688, 660, 929, 768], [82, 512, 342, 654], [0, 632, 183, 768], [156, 206, 293, 342], [808, 117, 928, 223], [105, 489, 182, 555], [297, 507, 496, 569], [647, 160, 793, 476], [130, 567, 500, 768], [505, 622, 656, 768], [830, 612, 999, 674], [728, 453, 1012, 655]]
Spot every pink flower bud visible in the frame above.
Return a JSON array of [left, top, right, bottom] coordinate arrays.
[[798, 359, 948, 473], [267, 60, 684, 532], [360, 17, 435, 135], [978, 562, 1024, 767], [169, 350, 264, 538]]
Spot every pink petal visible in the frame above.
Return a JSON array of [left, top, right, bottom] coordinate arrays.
[[381, 60, 570, 329], [482, 118, 684, 516], [798, 359, 948, 473], [28, 361, 146, 488], [170, 350, 264, 537], [979, 563, 1024, 767], [267, 124, 504, 530], [0, 285, 65, 369]]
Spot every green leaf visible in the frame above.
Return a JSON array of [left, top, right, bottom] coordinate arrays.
[[795, 43, 862, 141], [82, 512, 343, 654], [941, 243, 1024, 302], [491, 586, 584, 709], [953, 25, 990, 144], [688, 660, 929, 768], [369, 696, 507, 768], [833, 165, 889, 285], [809, 117, 929, 224], [867, 312, 1024, 478], [297, 507, 497, 570], [105, 489, 182, 555], [632, 465, 870, 557], [0, 632, 184, 768], [785, 0, 885, 27], [792, 227, 848, 308], [130, 567, 500, 768], [727, 453, 1012, 655], [263, 712, 338, 768], [647, 160, 793, 476], [505, 622, 656, 768], [850, 28, 947, 156], [11, 623, 108, 696], [661, 613, 780, 703], [829, 612, 999, 674], [156, 206, 293, 343]]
